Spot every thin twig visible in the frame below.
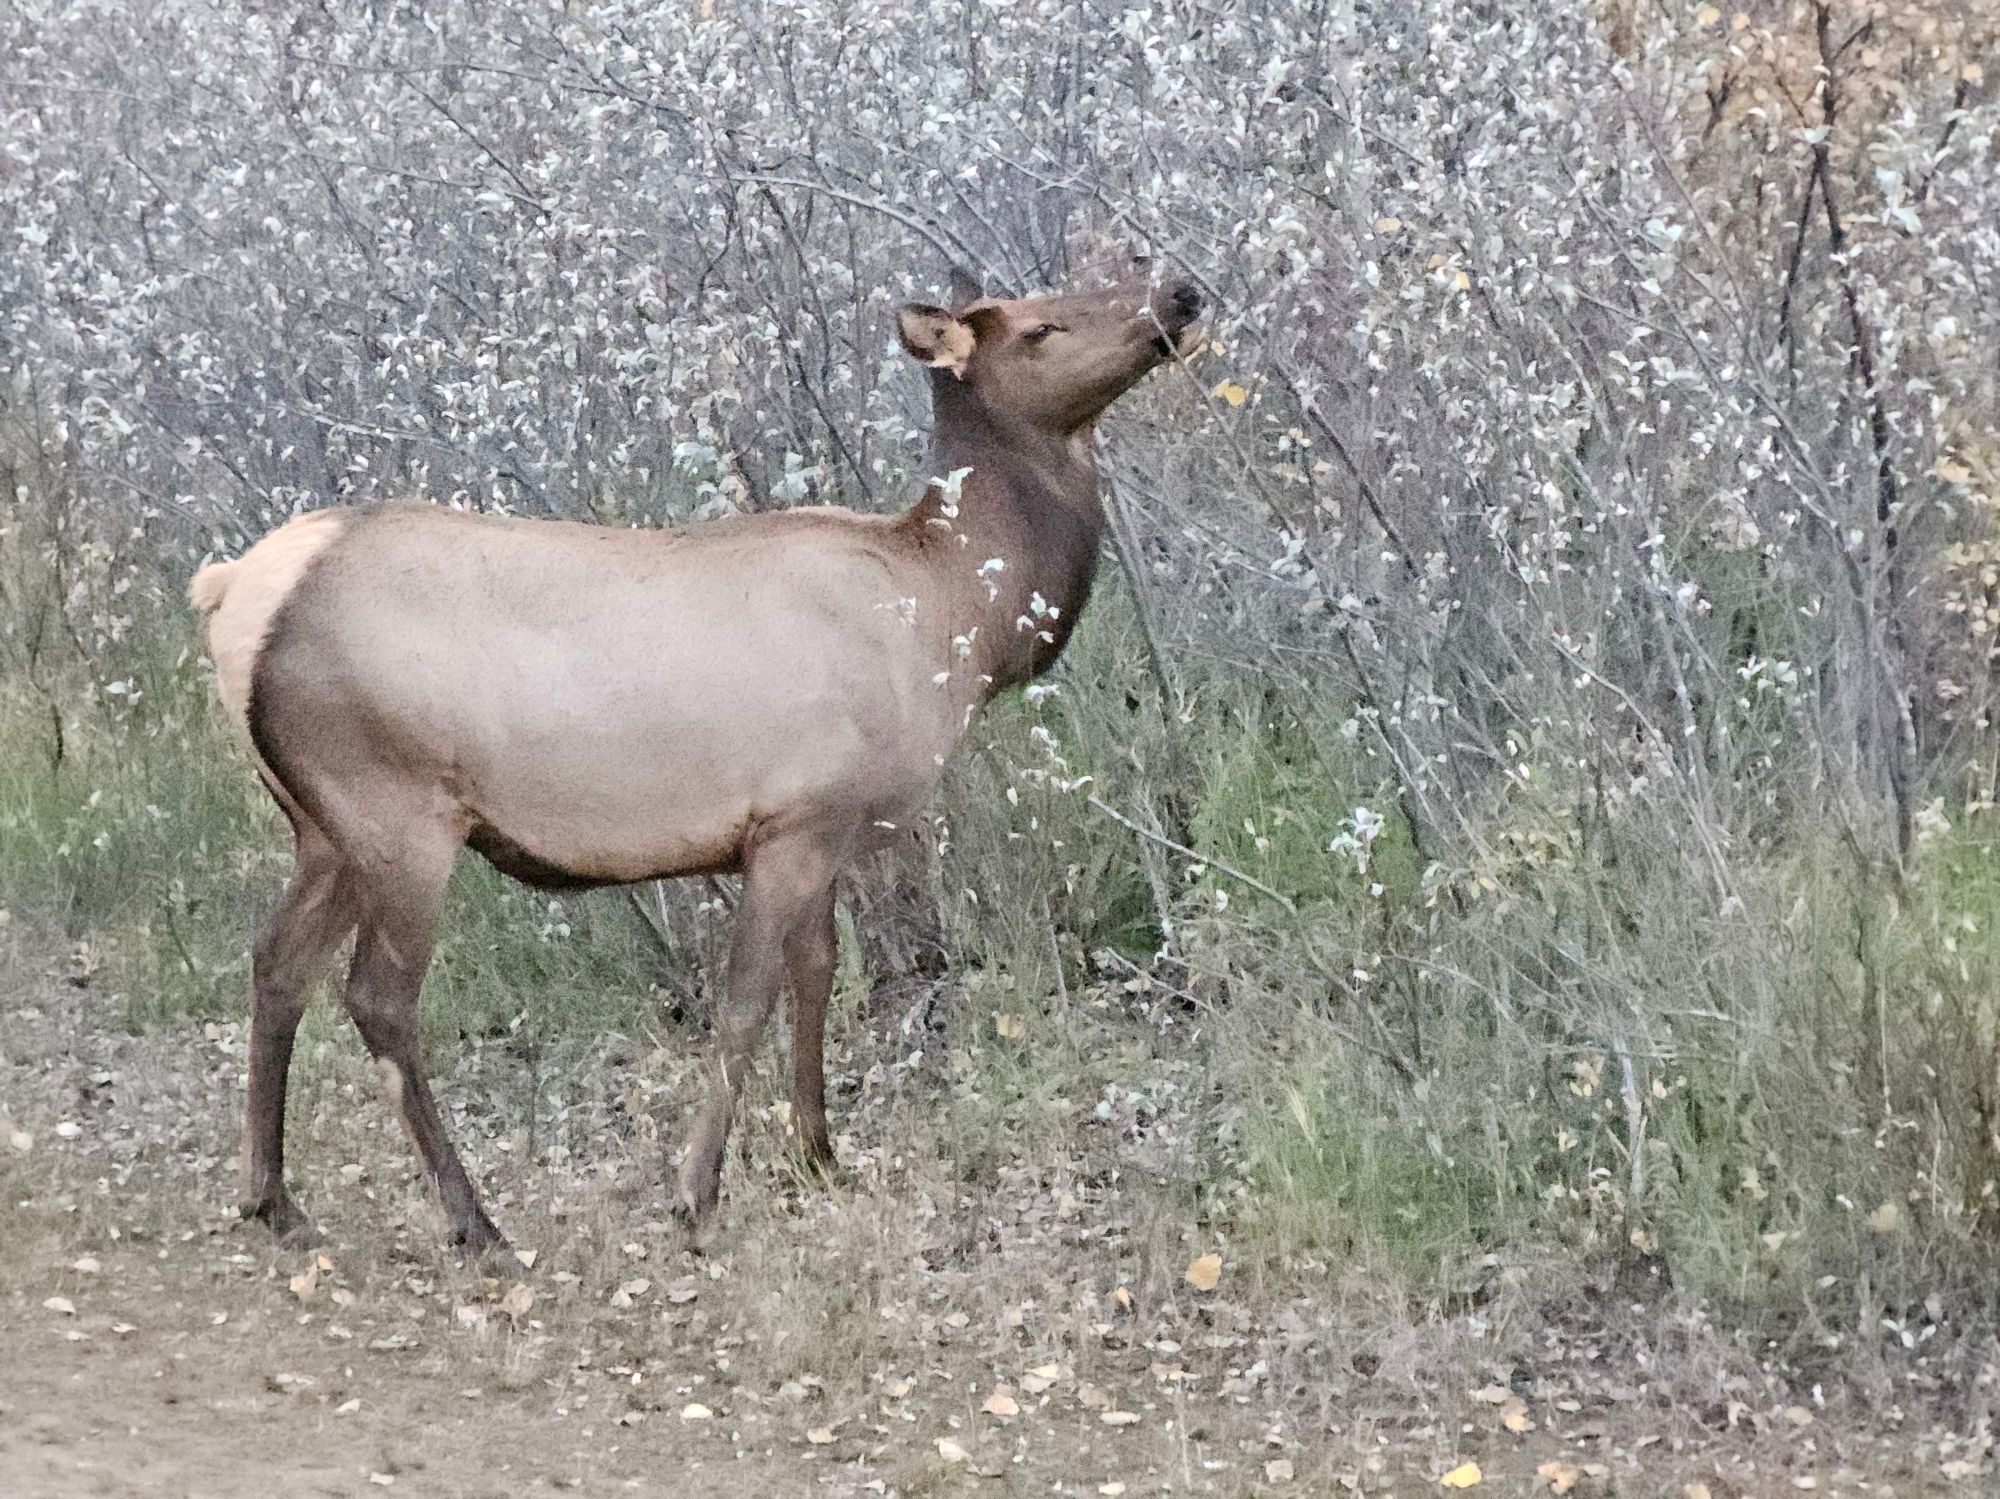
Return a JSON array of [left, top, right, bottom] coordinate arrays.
[[1085, 794, 1298, 915]]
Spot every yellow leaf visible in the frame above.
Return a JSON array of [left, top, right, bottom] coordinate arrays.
[[1684, 1485, 1714, 1499], [1265, 1458, 1296, 1483], [501, 1284, 534, 1318], [1963, 63, 1984, 84], [1696, 4, 1720, 25], [1441, 1462, 1483, 1489], [993, 1012, 1027, 1040], [1100, 1410, 1141, 1426], [982, 1387, 1020, 1418], [1373, 217, 1403, 234], [1502, 1400, 1535, 1434], [1867, 1201, 1901, 1233], [1211, 381, 1249, 408], [806, 1426, 836, 1445], [681, 1403, 713, 1420], [1731, 11, 1750, 29], [289, 1264, 319, 1300], [513, 1248, 538, 1269], [1538, 1462, 1581, 1494], [1113, 1285, 1133, 1311], [1451, 269, 1471, 292], [1937, 459, 1973, 484], [1185, 1252, 1223, 1290], [936, 1437, 970, 1463]]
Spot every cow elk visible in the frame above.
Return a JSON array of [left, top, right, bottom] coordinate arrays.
[[191, 274, 1204, 1250]]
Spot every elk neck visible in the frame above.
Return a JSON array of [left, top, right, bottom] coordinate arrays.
[[899, 377, 1107, 702]]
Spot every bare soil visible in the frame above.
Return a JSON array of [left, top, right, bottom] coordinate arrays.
[[0, 931, 1983, 1497]]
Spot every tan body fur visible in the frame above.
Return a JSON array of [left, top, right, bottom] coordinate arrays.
[[195, 274, 1202, 1248]]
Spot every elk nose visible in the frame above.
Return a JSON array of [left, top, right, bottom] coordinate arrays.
[[1169, 281, 1204, 323]]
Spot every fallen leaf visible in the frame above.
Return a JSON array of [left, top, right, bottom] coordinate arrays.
[[336, 1399, 361, 1416], [7, 1130, 30, 1153], [368, 1477, 395, 1488], [1867, 1202, 1901, 1233], [1538, 1461, 1581, 1494], [289, 1264, 319, 1300], [616, 1410, 645, 1427], [1185, 1253, 1223, 1291], [500, 1284, 534, 1318], [1440, 1462, 1483, 1489], [1791, 1479, 1818, 1492], [1099, 1488, 1126, 1498], [1696, 4, 1721, 23], [1471, 1383, 1512, 1404], [1374, 217, 1402, 234], [43, 1296, 75, 1316], [993, 1012, 1027, 1040], [1211, 381, 1249, 408], [937, 1437, 970, 1463], [1100, 1410, 1141, 1426], [513, 1248, 538, 1269], [681, 1403, 713, 1420], [1941, 1459, 1979, 1481], [1112, 1285, 1133, 1311], [1783, 1404, 1814, 1427], [1683, 1485, 1713, 1499], [1077, 1383, 1112, 1410], [71, 1256, 102, 1274], [1265, 1458, 1295, 1483], [982, 1387, 1019, 1418], [806, 1426, 836, 1445], [1501, 1400, 1534, 1434]]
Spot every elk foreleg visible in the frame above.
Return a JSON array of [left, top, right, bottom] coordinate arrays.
[[677, 829, 842, 1222]]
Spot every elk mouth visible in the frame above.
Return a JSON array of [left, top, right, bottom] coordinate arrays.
[[1150, 281, 1205, 358]]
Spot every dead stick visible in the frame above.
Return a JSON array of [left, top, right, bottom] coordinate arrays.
[[1086, 794, 1298, 915]]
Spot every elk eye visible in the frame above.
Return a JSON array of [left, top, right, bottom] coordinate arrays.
[[1024, 323, 1063, 342]]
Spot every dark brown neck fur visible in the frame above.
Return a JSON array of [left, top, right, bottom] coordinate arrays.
[[898, 373, 1106, 697]]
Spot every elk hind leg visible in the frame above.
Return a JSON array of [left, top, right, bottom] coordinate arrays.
[[340, 831, 507, 1253], [243, 821, 360, 1242]]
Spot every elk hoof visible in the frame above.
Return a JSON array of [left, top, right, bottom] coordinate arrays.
[[244, 1195, 320, 1247], [794, 1138, 842, 1185], [673, 1168, 720, 1228], [451, 1213, 511, 1260]]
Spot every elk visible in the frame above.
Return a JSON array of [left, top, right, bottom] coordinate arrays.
[[190, 274, 1204, 1250]]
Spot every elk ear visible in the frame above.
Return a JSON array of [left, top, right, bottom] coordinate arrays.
[[947, 264, 985, 312], [897, 304, 975, 377]]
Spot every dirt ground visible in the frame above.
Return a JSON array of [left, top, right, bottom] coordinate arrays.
[[0, 930, 1987, 1498]]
